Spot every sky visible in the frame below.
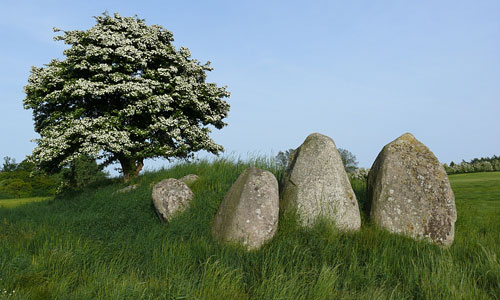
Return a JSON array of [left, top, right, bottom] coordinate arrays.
[[1, 0, 499, 175]]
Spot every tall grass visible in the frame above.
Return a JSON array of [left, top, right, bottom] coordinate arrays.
[[0, 159, 498, 299]]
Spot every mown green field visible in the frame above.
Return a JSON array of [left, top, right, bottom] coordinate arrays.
[[0, 160, 498, 299], [0, 197, 52, 209]]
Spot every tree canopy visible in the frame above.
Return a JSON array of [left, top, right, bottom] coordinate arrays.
[[24, 13, 230, 181]]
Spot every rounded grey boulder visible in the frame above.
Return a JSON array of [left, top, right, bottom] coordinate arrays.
[[152, 178, 194, 222], [367, 133, 457, 246], [280, 133, 361, 230], [212, 167, 279, 250]]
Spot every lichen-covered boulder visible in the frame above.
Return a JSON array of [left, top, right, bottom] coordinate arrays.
[[212, 167, 279, 250], [367, 133, 457, 246], [152, 178, 193, 222], [280, 133, 361, 230], [180, 174, 199, 185]]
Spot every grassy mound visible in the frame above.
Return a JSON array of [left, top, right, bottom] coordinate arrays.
[[0, 159, 498, 299]]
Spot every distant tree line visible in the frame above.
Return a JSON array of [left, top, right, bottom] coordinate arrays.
[[443, 155, 500, 174], [0, 157, 58, 199], [0, 155, 108, 199]]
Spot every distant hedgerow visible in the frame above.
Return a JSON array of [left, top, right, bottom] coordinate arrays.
[[443, 155, 500, 174]]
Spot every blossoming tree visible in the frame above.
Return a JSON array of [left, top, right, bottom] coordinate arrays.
[[23, 13, 230, 182]]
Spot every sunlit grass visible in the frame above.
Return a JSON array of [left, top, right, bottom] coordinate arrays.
[[0, 197, 52, 208], [0, 159, 498, 299]]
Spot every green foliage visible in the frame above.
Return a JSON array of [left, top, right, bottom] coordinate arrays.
[[274, 148, 295, 171], [1, 156, 17, 172], [0, 154, 108, 198], [23, 12, 230, 181], [0, 178, 32, 198], [58, 154, 109, 193], [444, 155, 500, 174], [0, 159, 498, 299], [0, 157, 59, 199], [338, 147, 358, 173]]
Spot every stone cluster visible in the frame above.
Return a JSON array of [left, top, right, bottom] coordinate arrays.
[[149, 132, 457, 249]]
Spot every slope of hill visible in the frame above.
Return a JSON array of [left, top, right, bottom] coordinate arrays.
[[0, 159, 498, 299]]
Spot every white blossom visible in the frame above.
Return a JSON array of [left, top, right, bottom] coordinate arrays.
[[24, 13, 230, 179]]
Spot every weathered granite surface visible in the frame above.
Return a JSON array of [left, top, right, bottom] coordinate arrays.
[[152, 178, 193, 222], [367, 133, 457, 246], [280, 133, 361, 230], [212, 167, 279, 250]]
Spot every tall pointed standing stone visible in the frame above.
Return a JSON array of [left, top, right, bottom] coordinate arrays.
[[367, 133, 457, 246], [280, 133, 361, 230]]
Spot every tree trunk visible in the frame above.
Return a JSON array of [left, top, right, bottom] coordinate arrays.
[[119, 158, 144, 183], [68, 161, 77, 188]]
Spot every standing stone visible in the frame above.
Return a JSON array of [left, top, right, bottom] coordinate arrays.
[[212, 167, 279, 250], [367, 133, 457, 246], [152, 178, 193, 222], [179, 174, 199, 185], [280, 133, 361, 230]]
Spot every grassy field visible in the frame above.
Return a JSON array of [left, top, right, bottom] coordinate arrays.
[[0, 159, 498, 299], [0, 197, 52, 209]]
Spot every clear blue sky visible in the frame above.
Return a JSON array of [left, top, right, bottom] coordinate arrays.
[[1, 0, 499, 174]]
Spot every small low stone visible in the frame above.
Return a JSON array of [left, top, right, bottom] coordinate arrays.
[[116, 184, 138, 194], [179, 174, 199, 185], [152, 178, 194, 222]]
